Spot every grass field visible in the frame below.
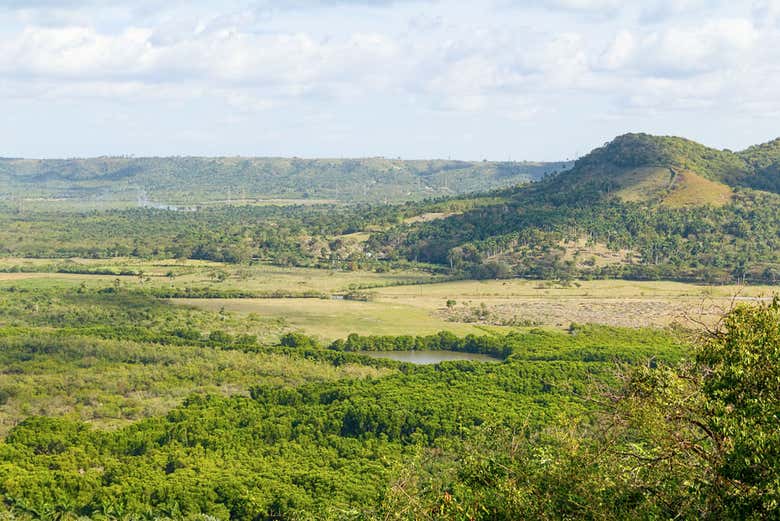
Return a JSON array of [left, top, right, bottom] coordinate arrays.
[[371, 279, 775, 328], [178, 297, 501, 341], [1, 259, 776, 338], [0, 258, 442, 293]]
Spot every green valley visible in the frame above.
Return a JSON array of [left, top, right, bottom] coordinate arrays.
[[0, 133, 779, 520]]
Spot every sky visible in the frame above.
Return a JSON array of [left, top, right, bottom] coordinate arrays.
[[1, 0, 779, 160]]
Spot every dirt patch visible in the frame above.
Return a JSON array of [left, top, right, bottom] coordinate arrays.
[[403, 212, 458, 224], [560, 237, 640, 268]]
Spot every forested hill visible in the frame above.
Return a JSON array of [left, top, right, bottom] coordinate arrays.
[[369, 133, 780, 283], [520, 133, 780, 206], [0, 156, 569, 206]]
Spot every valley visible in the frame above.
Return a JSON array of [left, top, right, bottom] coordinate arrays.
[[4, 0, 779, 516], [0, 132, 778, 519]]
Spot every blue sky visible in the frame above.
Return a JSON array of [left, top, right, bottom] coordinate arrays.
[[1, 0, 778, 160]]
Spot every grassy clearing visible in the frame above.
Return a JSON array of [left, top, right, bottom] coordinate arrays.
[[663, 170, 733, 207], [178, 297, 498, 341], [372, 278, 777, 299], [371, 279, 777, 328], [1, 259, 776, 334], [403, 211, 457, 224], [0, 258, 442, 293]]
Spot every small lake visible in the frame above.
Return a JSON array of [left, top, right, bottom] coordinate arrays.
[[363, 350, 501, 365]]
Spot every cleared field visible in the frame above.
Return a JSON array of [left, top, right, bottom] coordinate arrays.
[[2, 259, 776, 334], [0, 258, 442, 293], [372, 279, 776, 328], [177, 297, 498, 341], [373, 278, 776, 299]]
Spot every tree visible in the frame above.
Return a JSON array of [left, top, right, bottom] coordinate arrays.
[[697, 299, 780, 516], [381, 300, 780, 519]]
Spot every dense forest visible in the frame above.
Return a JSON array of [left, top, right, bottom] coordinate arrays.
[[0, 282, 777, 519]]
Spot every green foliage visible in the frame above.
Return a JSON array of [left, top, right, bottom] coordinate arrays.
[[0, 282, 687, 519], [367, 176, 780, 283], [698, 299, 780, 516], [578, 133, 750, 185], [383, 301, 780, 519], [280, 331, 320, 349], [0, 204, 403, 265], [737, 138, 780, 192]]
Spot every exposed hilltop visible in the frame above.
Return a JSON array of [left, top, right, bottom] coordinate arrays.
[[523, 133, 780, 207]]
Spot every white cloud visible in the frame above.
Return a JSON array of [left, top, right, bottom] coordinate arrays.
[[595, 19, 759, 77], [752, 0, 780, 25], [0, 0, 778, 158], [599, 30, 635, 70], [646, 19, 757, 75], [547, 0, 622, 10], [511, 0, 622, 13], [0, 23, 401, 103]]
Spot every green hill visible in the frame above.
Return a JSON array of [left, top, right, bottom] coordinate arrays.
[[576, 133, 747, 183], [0, 156, 568, 207], [4, 133, 780, 284], [369, 133, 780, 283], [523, 133, 780, 207], [738, 137, 780, 192]]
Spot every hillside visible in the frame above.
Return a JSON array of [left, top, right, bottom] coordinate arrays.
[[0, 156, 569, 207], [3, 133, 780, 284], [369, 133, 780, 283], [739, 138, 780, 192], [522, 133, 780, 207]]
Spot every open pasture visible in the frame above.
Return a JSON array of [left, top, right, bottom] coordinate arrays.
[[1, 259, 776, 336], [371, 278, 776, 328], [177, 297, 496, 341], [0, 257, 441, 293]]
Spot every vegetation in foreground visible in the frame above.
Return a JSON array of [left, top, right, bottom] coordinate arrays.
[[386, 300, 780, 520], [0, 295, 777, 519], [0, 282, 696, 519]]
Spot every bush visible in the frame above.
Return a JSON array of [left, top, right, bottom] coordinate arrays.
[[279, 332, 319, 349]]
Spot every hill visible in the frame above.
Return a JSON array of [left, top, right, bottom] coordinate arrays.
[[523, 133, 780, 207], [0, 156, 569, 207], [738, 137, 780, 192], [3, 133, 780, 284], [368, 133, 780, 283]]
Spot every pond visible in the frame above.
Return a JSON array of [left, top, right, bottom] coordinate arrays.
[[363, 350, 501, 365]]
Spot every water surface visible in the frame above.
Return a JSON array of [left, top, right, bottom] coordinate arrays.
[[363, 350, 500, 365]]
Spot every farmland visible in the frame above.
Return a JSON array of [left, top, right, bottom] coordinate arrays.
[[1, 259, 771, 339]]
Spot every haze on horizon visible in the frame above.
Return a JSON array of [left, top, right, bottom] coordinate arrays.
[[1, 0, 779, 161]]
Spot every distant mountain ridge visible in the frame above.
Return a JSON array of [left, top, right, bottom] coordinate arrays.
[[0, 156, 570, 206]]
